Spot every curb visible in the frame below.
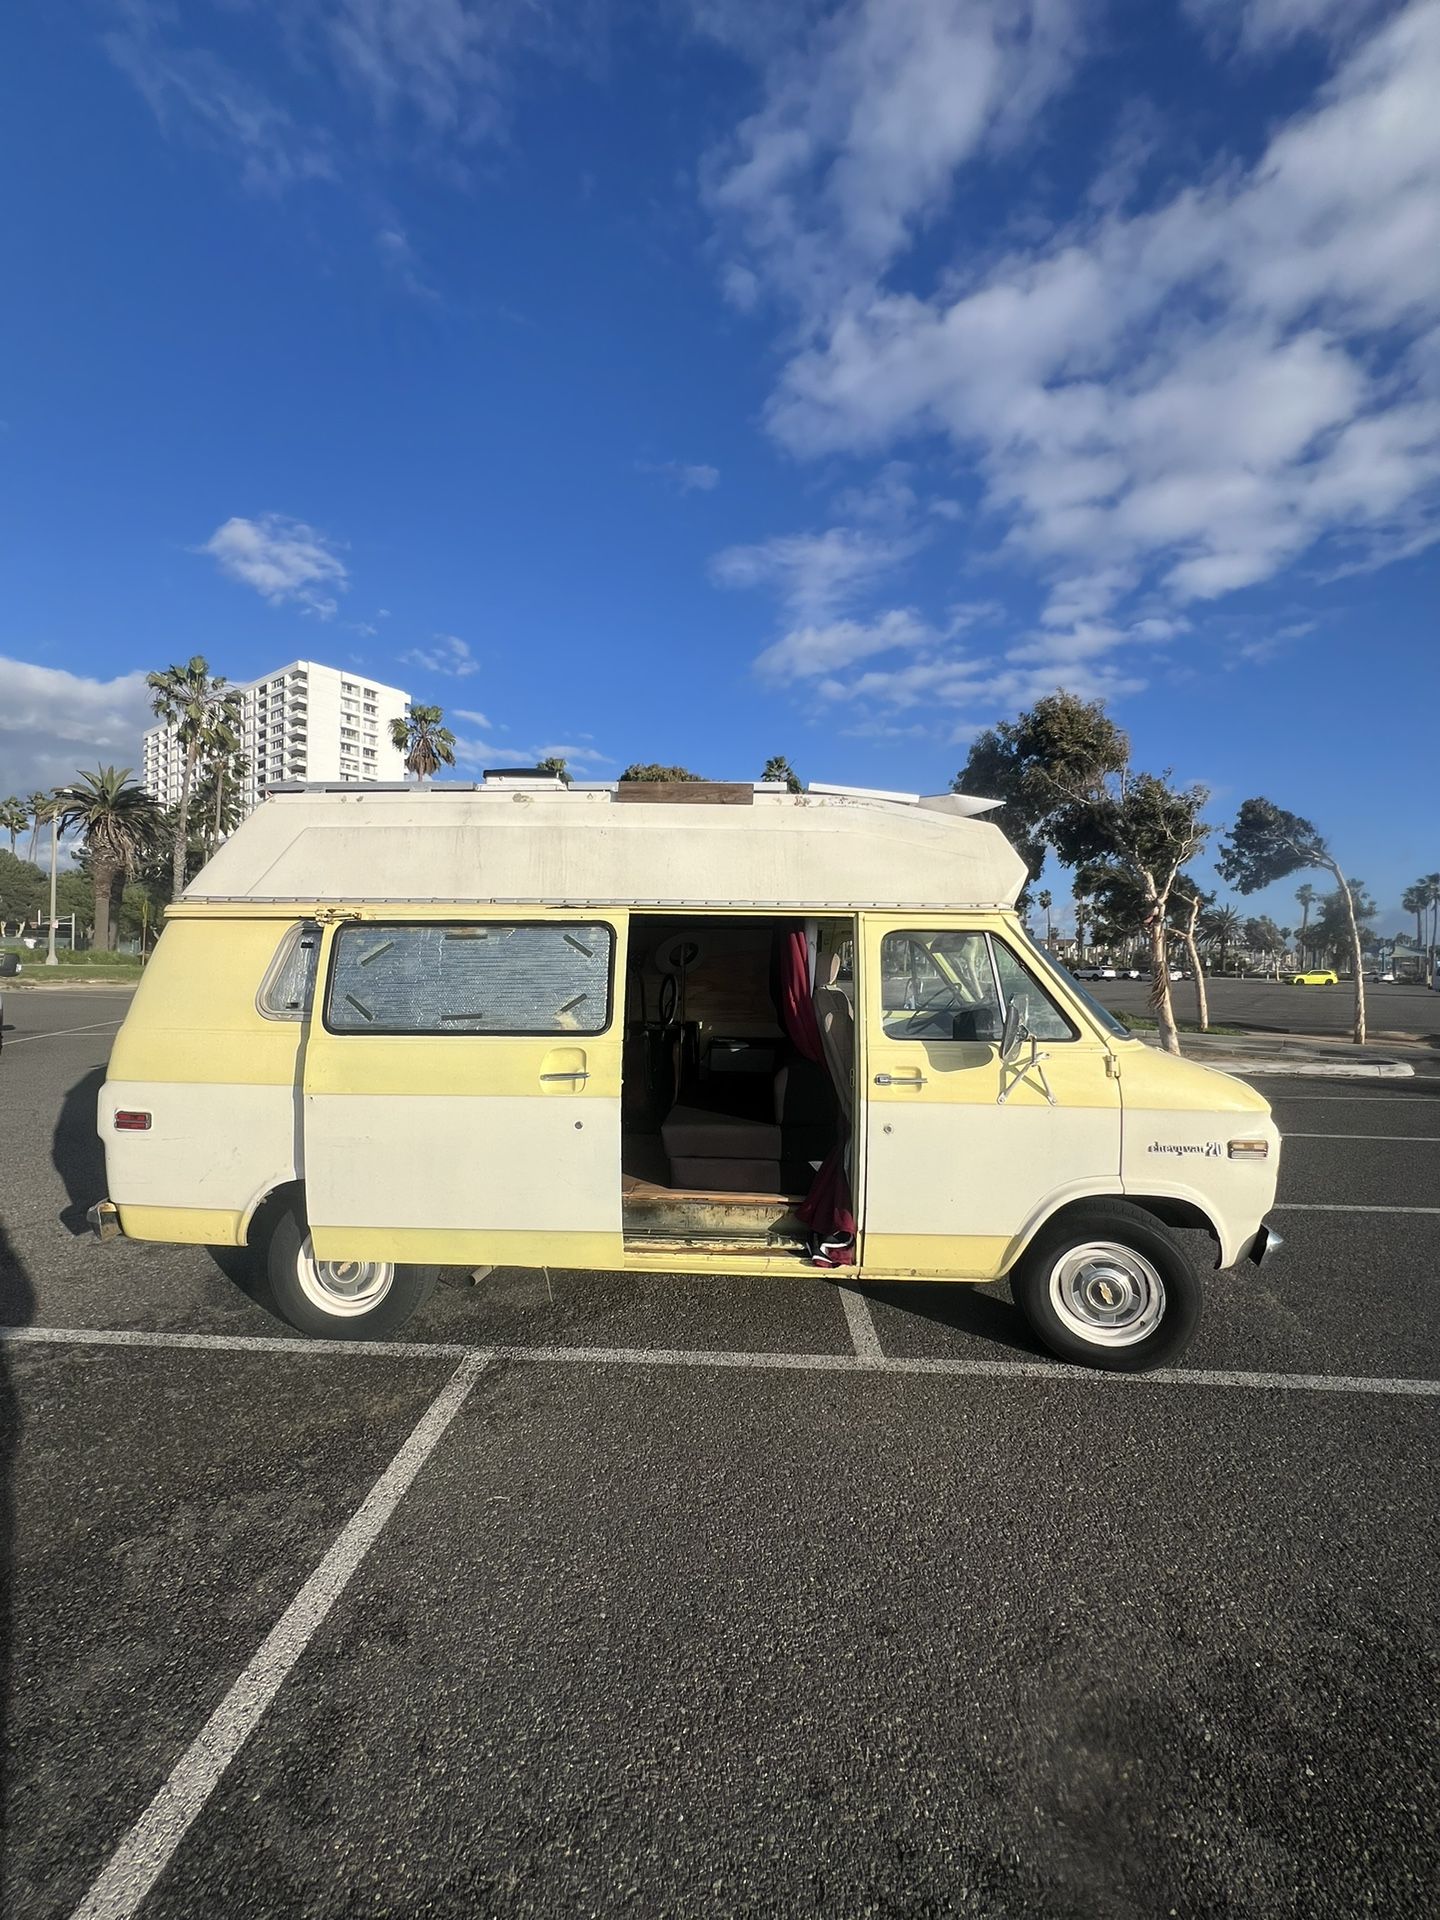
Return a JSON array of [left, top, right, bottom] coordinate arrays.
[[1186, 1056, 1415, 1080]]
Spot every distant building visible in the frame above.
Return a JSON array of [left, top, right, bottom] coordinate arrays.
[[142, 660, 411, 816]]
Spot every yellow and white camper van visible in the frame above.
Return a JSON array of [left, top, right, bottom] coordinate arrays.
[[91, 776, 1281, 1369]]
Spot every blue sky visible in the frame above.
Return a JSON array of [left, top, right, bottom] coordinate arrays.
[[2, 0, 1437, 934]]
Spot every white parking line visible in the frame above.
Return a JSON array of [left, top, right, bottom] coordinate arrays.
[[4, 1322, 1435, 1398], [1287, 1132, 1440, 1142], [1274, 1202, 1440, 1214], [838, 1286, 885, 1364], [68, 1351, 489, 1920], [1, 1020, 123, 1046]]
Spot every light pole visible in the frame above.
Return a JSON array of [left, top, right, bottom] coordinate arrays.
[[45, 803, 60, 966]]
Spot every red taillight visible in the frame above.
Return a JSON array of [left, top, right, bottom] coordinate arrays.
[[114, 1111, 152, 1131]]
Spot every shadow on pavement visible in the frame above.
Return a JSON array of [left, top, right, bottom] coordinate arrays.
[[51, 1066, 106, 1238], [863, 1279, 1044, 1357], [0, 1218, 37, 1904]]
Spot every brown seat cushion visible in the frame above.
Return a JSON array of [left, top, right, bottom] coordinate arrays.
[[661, 1102, 783, 1162]]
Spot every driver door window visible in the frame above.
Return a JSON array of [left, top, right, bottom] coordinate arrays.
[[880, 931, 1003, 1043]]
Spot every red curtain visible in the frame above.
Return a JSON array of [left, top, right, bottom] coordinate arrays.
[[778, 926, 856, 1264]]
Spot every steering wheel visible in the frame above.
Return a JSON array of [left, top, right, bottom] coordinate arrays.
[[657, 972, 678, 1027]]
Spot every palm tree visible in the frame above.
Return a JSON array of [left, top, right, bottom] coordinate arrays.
[[1402, 882, 1427, 955], [536, 756, 572, 785], [0, 796, 26, 856], [53, 767, 161, 952], [1203, 903, 1242, 975], [146, 657, 241, 898], [26, 792, 51, 863], [196, 708, 247, 857], [1036, 889, 1054, 944], [1293, 882, 1316, 966], [761, 754, 802, 793], [390, 705, 456, 783], [1424, 872, 1440, 963]]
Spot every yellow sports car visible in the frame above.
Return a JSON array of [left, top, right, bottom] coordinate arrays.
[[1289, 968, 1338, 985]]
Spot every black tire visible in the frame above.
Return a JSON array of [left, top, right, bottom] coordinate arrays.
[[260, 1198, 438, 1340], [1010, 1201, 1201, 1373]]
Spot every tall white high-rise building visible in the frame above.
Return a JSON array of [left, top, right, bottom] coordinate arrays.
[[141, 661, 412, 815]]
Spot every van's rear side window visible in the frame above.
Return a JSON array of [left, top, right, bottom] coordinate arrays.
[[257, 922, 321, 1020], [325, 922, 614, 1036]]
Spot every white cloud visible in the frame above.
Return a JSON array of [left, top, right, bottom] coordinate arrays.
[[1183, 0, 1394, 54], [375, 226, 439, 300], [104, 7, 337, 195], [711, 522, 920, 621], [401, 633, 478, 676], [639, 460, 721, 493], [200, 514, 350, 618], [755, 608, 934, 682], [453, 707, 494, 728], [0, 656, 154, 805], [704, 0, 1085, 317], [752, 1, 1440, 647]]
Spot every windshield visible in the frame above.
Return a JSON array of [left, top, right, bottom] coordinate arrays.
[[1022, 936, 1133, 1040]]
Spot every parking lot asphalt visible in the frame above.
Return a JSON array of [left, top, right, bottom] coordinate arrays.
[[1087, 972, 1440, 1041], [1, 991, 1437, 1917]]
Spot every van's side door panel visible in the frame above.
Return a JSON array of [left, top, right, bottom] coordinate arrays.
[[860, 916, 1121, 1278], [302, 914, 626, 1268]]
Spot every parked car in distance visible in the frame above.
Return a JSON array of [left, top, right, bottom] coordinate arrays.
[[1075, 966, 1118, 980], [1154, 967, 1183, 980], [1290, 968, 1338, 986], [1361, 969, 1396, 982]]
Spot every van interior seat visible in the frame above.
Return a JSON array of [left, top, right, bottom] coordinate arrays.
[[660, 1046, 837, 1194]]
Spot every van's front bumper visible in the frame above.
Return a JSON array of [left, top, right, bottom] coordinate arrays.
[[1243, 1221, 1283, 1268], [88, 1199, 122, 1243]]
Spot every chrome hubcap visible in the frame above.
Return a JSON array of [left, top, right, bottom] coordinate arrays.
[[1048, 1241, 1166, 1348], [295, 1234, 395, 1317]]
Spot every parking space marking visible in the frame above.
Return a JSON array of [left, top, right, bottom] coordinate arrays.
[[1287, 1132, 1440, 1142], [1274, 1202, 1440, 1214], [1, 1019, 123, 1046], [5, 1323, 1436, 1399], [68, 1351, 489, 1920], [838, 1286, 885, 1364]]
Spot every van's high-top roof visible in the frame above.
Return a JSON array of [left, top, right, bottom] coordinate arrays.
[[178, 780, 1027, 912]]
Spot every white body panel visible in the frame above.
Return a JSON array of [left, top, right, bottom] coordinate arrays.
[[302, 1093, 618, 1234], [99, 1081, 296, 1214]]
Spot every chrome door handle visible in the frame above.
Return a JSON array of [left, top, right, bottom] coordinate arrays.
[[874, 1073, 926, 1087], [540, 1070, 589, 1082]]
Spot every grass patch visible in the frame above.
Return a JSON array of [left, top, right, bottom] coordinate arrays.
[[1125, 1015, 1250, 1037], [3, 944, 144, 977]]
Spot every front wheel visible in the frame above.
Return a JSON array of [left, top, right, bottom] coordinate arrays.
[[1010, 1203, 1201, 1372], [259, 1198, 438, 1339]]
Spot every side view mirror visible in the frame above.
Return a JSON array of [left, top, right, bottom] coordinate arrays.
[[1001, 997, 1031, 1062]]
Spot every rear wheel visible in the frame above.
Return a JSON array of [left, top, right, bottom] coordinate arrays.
[[259, 1198, 438, 1339], [1011, 1202, 1201, 1372]]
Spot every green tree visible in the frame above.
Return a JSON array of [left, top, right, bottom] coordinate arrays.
[[1402, 882, 1427, 954], [1202, 904, 1242, 973], [955, 693, 1207, 1054], [536, 756, 572, 785], [26, 792, 52, 863], [147, 657, 242, 897], [53, 768, 162, 952], [1170, 876, 1213, 1032], [1218, 798, 1370, 1044], [619, 764, 703, 781], [1304, 883, 1377, 967], [1293, 882, 1316, 964], [0, 797, 26, 856], [0, 850, 44, 925], [761, 754, 802, 793], [54, 868, 95, 935], [1036, 889, 1054, 944], [1243, 915, 1285, 977], [1423, 872, 1440, 962], [390, 704, 457, 783], [193, 725, 249, 857]]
